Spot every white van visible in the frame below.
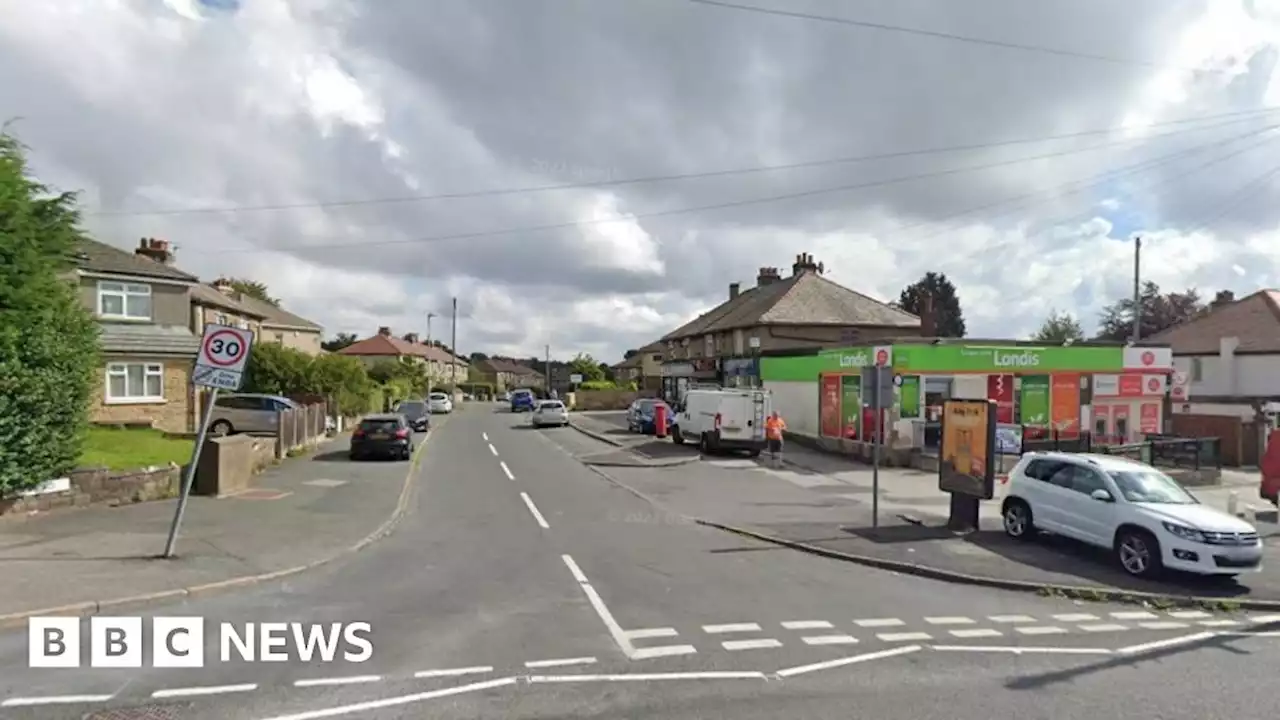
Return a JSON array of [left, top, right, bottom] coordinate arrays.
[[670, 388, 771, 456]]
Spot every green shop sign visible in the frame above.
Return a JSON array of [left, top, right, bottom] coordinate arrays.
[[894, 344, 1124, 374], [761, 348, 877, 382]]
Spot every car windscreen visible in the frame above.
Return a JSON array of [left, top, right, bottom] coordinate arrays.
[[540, 402, 564, 410], [429, 394, 447, 401], [512, 391, 532, 400], [359, 419, 400, 432], [1109, 469, 1197, 505]]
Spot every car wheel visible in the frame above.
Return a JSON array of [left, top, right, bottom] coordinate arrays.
[[1115, 528, 1163, 578], [671, 427, 684, 445], [209, 420, 233, 436], [349, 452, 360, 461], [1002, 499, 1034, 540], [699, 432, 711, 453]]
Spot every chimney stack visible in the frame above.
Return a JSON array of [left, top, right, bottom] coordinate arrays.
[[919, 293, 937, 337], [135, 237, 174, 265], [211, 277, 234, 296], [403, 333, 420, 344], [1209, 289, 1236, 311], [729, 282, 741, 300], [756, 267, 780, 287], [378, 326, 392, 337], [791, 252, 821, 276]]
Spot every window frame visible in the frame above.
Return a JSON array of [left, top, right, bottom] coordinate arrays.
[[97, 281, 153, 320], [104, 362, 165, 404]]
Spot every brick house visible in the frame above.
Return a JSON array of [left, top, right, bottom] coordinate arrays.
[[472, 358, 545, 393], [657, 252, 921, 398], [208, 278, 324, 355], [337, 327, 470, 386], [74, 238, 201, 432]]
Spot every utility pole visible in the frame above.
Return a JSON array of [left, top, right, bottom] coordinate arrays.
[[1131, 236, 1142, 343], [426, 312, 436, 394], [545, 344, 551, 397], [450, 298, 458, 390]]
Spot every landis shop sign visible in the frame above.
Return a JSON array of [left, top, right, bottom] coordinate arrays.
[[762, 345, 1138, 381]]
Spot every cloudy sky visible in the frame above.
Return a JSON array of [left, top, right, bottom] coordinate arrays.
[[3, 0, 1280, 362]]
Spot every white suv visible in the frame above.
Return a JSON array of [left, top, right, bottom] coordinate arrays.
[[1002, 452, 1261, 578]]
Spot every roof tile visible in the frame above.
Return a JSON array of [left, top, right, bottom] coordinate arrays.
[[1148, 290, 1280, 354]]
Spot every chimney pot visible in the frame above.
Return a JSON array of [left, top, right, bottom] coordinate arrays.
[[404, 333, 419, 344], [378, 326, 392, 336], [729, 282, 741, 300]]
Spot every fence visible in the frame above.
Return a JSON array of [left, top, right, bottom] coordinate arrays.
[[275, 402, 328, 459], [1017, 427, 1221, 470]]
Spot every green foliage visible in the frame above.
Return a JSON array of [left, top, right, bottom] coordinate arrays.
[[578, 380, 617, 391], [242, 344, 379, 416], [1032, 309, 1085, 344], [227, 278, 279, 307], [899, 271, 967, 338], [310, 354, 376, 416], [568, 353, 605, 382], [1096, 281, 1204, 341], [242, 343, 314, 395], [0, 131, 100, 494], [367, 358, 429, 395], [321, 332, 358, 352]]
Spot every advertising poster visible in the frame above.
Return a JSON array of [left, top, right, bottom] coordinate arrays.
[[939, 400, 997, 499], [987, 374, 1015, 424], [1050, 374, 1081, 434], [820, 374, 842, 438], [841, 374, 862, 439], [1139, 402, 1161, 434], [995, 424, 1023, 455], [1020, 375, 1050, 433], [1113, 405, 1130, 443], [899, 375, 920, 418]]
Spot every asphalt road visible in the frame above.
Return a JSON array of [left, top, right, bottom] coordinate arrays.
[[1, 404, 1277, 719]]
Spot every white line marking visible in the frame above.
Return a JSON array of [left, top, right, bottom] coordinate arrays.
[[722, 638, 783, 651], [482, 432, 489, 441], [931, 645, 1111, 655], [1079, 623, 1129, 632], [776, 644, 923, 678], [877, 631, 932, 642], [1117, 631, 1216, 655], [500, 461, 515, 481], [853, 618, 905, 627], [924, 616, 976, 626], [488, 443, 499, 456], [524, 657, 597, 668], [949, 628, 1003, 638], [1052, 613, 1099, 622], [1137, 621, 1189, 630], [1014, 626, 1067, 635], [294, 676, 382, 688], [1111, 610, 1158, 620], [152, 683, 258, 699], [802, 634, 859, 645], [528, 671, 767, 683], [1217, 630, 1280, 637], [1167, 610, 1212, 619], [414, 666, 494, 678], [561, 554, 638, 659], [631, 644, 699, 659], [624, 627, 679, 640], [988, 614, 1037, 623], [257, 677, 519, 720], [1, 695, 114, 707], [782, 620, 833, 630], [520, 491, 550, 529], [1199, 619, 1242, 627], [703, 622, 762, 634], [1250, 614, 1280, 623]]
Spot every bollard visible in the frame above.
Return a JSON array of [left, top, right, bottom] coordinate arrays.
[[1228, 491, 1239, 517]]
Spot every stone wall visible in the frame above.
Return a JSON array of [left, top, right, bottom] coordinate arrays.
[[0, 466, 180, 516]]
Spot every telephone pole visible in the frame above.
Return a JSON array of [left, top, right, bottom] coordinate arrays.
[[1131, 236, 1142, 343], [425, 312, 436, 393], [450, 297, 458, 389], [545, 344, 551, 396]]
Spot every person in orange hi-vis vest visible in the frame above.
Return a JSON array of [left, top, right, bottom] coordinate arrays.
[[764, 411, 787, 467]]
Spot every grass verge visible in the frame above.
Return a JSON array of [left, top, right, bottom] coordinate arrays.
[[80, 426, 194, 470]]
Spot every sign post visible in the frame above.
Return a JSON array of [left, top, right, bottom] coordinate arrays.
[[860, 346, 894, 530], [162, 323, 254, 558]]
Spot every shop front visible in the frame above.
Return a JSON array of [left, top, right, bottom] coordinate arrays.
[[721, 356, 761, 388], [660, 358, 718, 404]]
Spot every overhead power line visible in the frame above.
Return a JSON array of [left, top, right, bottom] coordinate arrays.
[[682, 0, 1212, 72], [88, 106, 1280, 218], [183, 121, 1278, 257]]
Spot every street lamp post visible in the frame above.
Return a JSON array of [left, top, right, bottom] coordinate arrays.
[[426, 312, 436, 394]]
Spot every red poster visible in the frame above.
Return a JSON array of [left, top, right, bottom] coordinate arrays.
[[987, 374, 1015, 424], [1139, 402, 1161, 434], [1118, 374, 1143, 398], [1050, 374, 1081, 435], [820, 374, 842, 438]]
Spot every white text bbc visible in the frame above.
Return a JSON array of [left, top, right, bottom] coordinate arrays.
[[29, 617, 373, 668]]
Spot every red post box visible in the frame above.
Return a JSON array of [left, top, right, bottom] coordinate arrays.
[[654, 403, 668, 439]]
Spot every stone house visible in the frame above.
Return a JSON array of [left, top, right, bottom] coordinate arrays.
[[472, 358, 544, 393], [337, 327, 470, 386], [208, 278, 324, 355]]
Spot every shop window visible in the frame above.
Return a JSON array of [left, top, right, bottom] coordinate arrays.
[[1190, 358, 1203, 382], [1115, 415, 1129, 441], [1093, 414, 1107, 438]]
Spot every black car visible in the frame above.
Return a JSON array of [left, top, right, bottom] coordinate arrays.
[[396, 399, 431, 432], [350, 414, 414, 461]]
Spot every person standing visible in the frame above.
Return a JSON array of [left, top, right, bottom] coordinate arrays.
[[764, 411, 786, 467]]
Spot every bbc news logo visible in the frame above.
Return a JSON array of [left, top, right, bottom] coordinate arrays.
[[29, 617, 373, 668]]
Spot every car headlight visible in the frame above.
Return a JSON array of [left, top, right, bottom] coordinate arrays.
[[1161, 522, 1206, 543]]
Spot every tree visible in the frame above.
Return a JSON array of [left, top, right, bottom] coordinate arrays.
[[469, 351, 489, 362], [228, 278, 279, 307], [309, 354, 375, 416], [898, 272, 967, 338], [623, 348, 640, 360], [321, 333, 358, 352], [569, 353, 605, 382], [1096, 282, 1204, 341], [1032, 310, 1084, 344], [242, 343, 314, 396], [0, 132, 100, 494]]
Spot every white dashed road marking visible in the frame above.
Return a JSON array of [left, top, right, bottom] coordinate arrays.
[[703, 623, 762, 634], [1015, 626, 1068, 635], [781, 620, 833, 630], [1051, 613, 1099, 622], [988, 615, 1037, 623], [854, 618, 905, 628], [152, 684, 258, 699], [632, 644, 699, 659], [722, 638, 783, 651], [524, 657, 597, 669], [489, 443, 499, 456], [1200, 619, 1242, 627], [415, 666, 494, 679], [802, 634, 859, 645], [529, 671, 767, 683], [482, 432, 489, 441], [1, 695, 114, 707], [949, 628, 1002, 639], [1080, 623, 1129, 632], [877, 631, 933, 642], [925, 616, 976, 626], [500, 461, 515, 480], [1138, 621, 1189, 630], [1168, 610, 1212, 620], [294, 676, 382, 688], [520, 491, 551, 529], [625, 627, 680, 640], [1111, 610, 1159, 620]]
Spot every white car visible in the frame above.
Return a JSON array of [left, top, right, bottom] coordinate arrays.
[[1002, 452, 1261, 578], [531, 400, 569, 428], [427, 392, 453, 414]]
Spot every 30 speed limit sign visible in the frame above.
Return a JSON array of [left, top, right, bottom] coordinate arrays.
[[192, 323, 254, 390]]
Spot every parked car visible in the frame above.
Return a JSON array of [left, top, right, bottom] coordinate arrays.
[[532, 400, 569, 428], [395, 399, 431, 432], [427, 391, 453, 414], [1002, 451, 1261, 578], [350, 414, 414, 461], [208, 393, 300, 436], [626, 398, 671, 434], [510, 389, 536, 413]]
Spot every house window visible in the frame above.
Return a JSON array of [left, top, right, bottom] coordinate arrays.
[[733, 330, 744, 355], [1190, 357, 1203, 382], [215, 313, 228, 325], [105, 362, 164, 402], [274, 332, 285, 343], [97, 282, 152, 320], [704, 334, 714, 357]]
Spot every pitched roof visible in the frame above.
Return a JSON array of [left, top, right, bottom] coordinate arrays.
[[663, 271, 919, 341], [1148, 290, 1280, 354], [190, 283, 269, 318], [232, 293, 323, 331], [338, 333, 468, 364], [614, 341, 664, 369], [479, 357, 541, 375], [74, 238, 198, 282]]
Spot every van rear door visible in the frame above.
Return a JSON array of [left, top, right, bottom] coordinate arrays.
[[714, 392, 757, 441]]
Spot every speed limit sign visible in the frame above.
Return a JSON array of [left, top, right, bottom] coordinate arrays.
[[193, 323, 254, 390]]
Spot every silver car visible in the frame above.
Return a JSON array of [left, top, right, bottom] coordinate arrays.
[[427, 391, 453, 414], [531, 400, 569, 427], [208, 393, 299, 436]]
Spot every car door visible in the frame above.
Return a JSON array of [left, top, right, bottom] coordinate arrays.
[[1018, 459, 1068, 533], [1055, 465, 1117, 547]]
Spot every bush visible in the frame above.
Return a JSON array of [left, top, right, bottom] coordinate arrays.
[[243, 344, 380, 417], [0, 133, 100, 495], [578, 380, 617, 391]]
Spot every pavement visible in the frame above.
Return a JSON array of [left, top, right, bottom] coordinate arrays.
[[2, 403, 1280, 718]]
